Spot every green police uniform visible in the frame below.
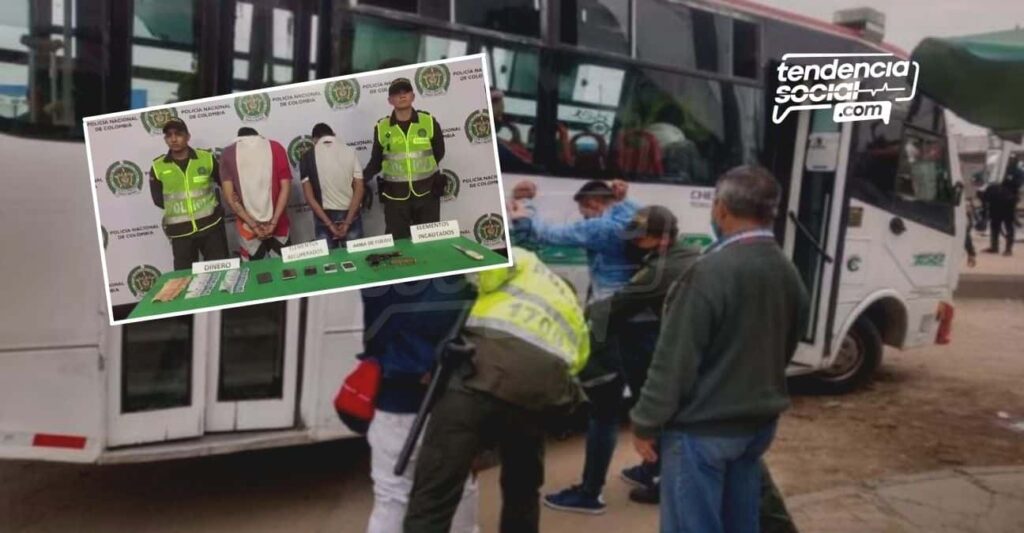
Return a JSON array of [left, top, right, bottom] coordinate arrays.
[[363, 109, 445, 240], [405, 248, 588, 533]]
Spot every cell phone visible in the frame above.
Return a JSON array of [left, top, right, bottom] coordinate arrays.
[[324, 263, 338, 274], [304, 265, 317, 276], [341, 261, 356, 272], [257, 272, 272, 284], [282, 268, 297, 280]]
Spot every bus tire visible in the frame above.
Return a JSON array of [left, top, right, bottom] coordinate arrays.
[[806, 317, 883, 394]]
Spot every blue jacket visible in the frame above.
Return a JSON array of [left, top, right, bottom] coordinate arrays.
[[523, 199, 641, 300], [361, 275, 476, 412]]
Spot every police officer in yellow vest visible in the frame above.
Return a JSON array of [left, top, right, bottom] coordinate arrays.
[[149, 119, 229, 270], [404, 248, 589, 533], [362, 77, 446, 240]]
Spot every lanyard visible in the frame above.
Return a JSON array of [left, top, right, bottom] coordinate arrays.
[[703, 229, 776, 255]]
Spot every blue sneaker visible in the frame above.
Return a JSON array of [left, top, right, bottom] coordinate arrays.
[[620, 464, 657, 489], [543, 485, 606, 515]]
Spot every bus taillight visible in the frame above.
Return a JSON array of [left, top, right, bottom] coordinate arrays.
[[936, 302, 955, 345]]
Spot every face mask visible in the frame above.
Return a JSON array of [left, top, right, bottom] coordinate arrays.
[[710, 217, 723, 241], [625, 241, 648, 264]]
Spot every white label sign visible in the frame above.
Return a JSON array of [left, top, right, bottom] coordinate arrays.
[[805, 132, 841, 172], [411, 220, 461, 244], [281, 239, 330, 263], [346, 234, 395, 254], [192, 258, 240, 275]]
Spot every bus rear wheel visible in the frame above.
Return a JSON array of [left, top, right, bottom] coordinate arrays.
[[807, 318, 882, 394]]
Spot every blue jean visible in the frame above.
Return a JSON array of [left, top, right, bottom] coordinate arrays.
[[314, 209, 363, 249], [660, 421, 778, 533], [581, 377, 623, 494], [580, 322, 662, 494]]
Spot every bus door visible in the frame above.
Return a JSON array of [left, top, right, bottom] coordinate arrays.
[[106, 314, 208, 447], [783, 110, 853, 368], [106, 301, 301, 447], [204, 300, 301, 432]]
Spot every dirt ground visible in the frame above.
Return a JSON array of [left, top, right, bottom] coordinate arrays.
[[768, 298, 1024, 496], [1, 299, 1022, 532]]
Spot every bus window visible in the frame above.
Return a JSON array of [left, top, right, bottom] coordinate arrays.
[[636, 1, 757, 78], [454, 0, 540, 38], [849, 98, 956, 234], [218, 303, 286, 402], [905, 95, 946, 135], [733, 19, 759, 79], [849, 106, 905, 207], [636, 0, 697, 71], [550, 56, 624, 176], [347, 16, 467, 73], [565, 0, 631, 57], [0, 0, 95, 133], [484, 44, 539, 163], [551, 53, 757, 184], [121, 315, 194, 413], [893, 129, 955, 233], [233, 1, 314, 91], [731, 84, 763, 166], [357, 0, 450, 20], [132, 0, 198, 107]]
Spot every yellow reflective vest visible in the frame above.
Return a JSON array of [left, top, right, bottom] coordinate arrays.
[[377, 111, 438, 201], [467, 248, 590, 375], [151, 149, 220, 238]]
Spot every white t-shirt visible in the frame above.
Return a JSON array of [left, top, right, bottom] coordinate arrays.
[[304, 136, 363, 211]]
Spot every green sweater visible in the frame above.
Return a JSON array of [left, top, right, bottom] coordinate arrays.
[[630, 239, 809, 438]]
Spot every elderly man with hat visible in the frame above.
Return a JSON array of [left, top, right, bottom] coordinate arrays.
[[362, 77, 447, 240], [148, 118, 229, 270]]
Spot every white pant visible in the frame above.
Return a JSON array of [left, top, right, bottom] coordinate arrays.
[[366, 411, 479, 533]]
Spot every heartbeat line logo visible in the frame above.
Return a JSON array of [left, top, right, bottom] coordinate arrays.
[[856, 83, 908, 96], [772, 53, 920, 125]]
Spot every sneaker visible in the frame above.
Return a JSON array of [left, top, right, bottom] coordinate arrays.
[[543, 485, 606, 515], [1004, 250, 1014, 257], [628, 484, 660, 505], [620, 464, 656, 489], [983, 248, 1000, 254]]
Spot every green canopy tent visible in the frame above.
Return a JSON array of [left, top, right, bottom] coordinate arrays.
[[912, 28, 1024, 138]]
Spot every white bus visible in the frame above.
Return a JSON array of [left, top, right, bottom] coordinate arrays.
[[0, 0, 964, 463]]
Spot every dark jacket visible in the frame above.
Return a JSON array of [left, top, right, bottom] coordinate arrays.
[[579, 241, 700, 385], [361, 275, 476, 413], [631, 239, 809, 437]]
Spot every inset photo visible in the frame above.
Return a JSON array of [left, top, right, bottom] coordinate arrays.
[[86, 55, 511, 325]]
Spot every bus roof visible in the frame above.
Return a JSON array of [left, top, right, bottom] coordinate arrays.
[[714, 0, 909, 57]]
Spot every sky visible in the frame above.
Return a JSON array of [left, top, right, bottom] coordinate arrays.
[[753, 0, 1024, 135]]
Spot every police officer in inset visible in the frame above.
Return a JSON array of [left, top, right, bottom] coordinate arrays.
[[149, 118, 229, 270], [363, 77, 446, 240]]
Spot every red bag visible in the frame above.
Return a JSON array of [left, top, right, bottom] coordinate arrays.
[[334, 358, 381, 434]]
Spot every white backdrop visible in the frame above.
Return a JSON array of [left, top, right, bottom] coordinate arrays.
[[85, 56, 506, 307]]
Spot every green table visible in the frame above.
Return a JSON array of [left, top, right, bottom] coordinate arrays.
[[128, 237, 507, 321]]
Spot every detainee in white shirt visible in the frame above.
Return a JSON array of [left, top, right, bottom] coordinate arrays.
[[300, 123, 366, 248]]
